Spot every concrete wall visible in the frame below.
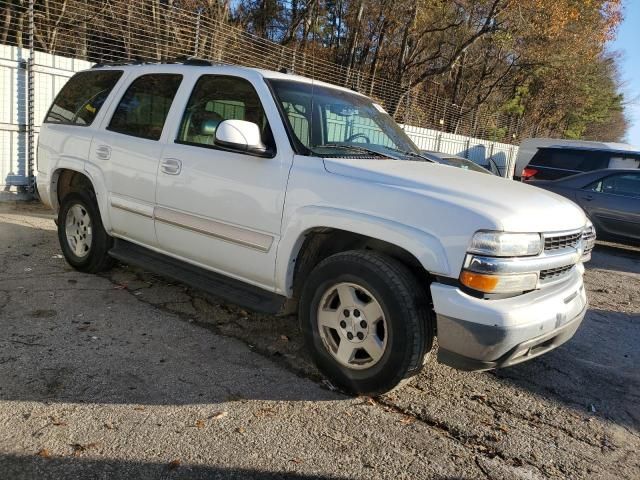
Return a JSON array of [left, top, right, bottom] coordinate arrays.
[[0, 45, 518, 188]]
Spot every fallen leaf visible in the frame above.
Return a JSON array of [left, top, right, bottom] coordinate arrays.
[[37, 448, 50, 458], [133, 406, 145, 411], [168, 459, 180, 470], [236, 427, 246, 433], [113, 284, 127, 290], [254, 407, 277, 418], [50, 417, 68, 427], [280, 335, 289, 342], [104, 422, 114, 430], [471, 393, 487, 402], [365, 397, 376, 406], [398, 416, 415, 425], [209, 411, 228, 420], [291, 458, 303, 464], [495, 424, 509, 433], [195, 419, 205, 429], [70, 443, 97, 456]]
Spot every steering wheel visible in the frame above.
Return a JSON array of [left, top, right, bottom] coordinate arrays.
[[346, 132, 371, 144]]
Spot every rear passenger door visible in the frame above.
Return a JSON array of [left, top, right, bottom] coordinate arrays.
[[155, 74, 292, 290], [91, 72, 182, 246]]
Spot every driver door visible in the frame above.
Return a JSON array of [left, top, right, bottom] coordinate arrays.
[[155, 74, 292, 289]]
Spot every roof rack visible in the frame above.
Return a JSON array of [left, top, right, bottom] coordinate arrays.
[[91, 58, 148, 68], [92, 57, 215, 69]]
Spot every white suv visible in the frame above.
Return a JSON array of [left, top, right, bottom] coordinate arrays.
[[37, 61, 594, 395]]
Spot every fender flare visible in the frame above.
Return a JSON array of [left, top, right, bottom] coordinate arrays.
[[275, 205, 451, 295], [50, 159, 112, 232]]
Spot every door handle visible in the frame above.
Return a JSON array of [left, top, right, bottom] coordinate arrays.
[[95, 145, 111, 160], [160, 158, 182, 175], [582, 195, 594, 202]]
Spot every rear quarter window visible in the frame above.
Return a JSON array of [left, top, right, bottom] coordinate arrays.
[[44, 70, 123, 126]]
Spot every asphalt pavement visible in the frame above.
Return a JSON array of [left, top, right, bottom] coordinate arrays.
[[0, 201, 638, 479]]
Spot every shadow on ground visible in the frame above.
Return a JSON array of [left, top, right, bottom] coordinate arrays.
[[492, 308, 640, 432], [586, 242, 640, 275], [0, 453, 481, 480]]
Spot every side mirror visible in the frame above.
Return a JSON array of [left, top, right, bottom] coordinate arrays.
[[214, 119, 269, 156]]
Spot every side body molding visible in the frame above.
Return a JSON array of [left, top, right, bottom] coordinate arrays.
[[275, 205, 451, 295]]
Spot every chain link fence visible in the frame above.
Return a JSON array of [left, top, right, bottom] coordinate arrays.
[[0, 0, 519, 191]]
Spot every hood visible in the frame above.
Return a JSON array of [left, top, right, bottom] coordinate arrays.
[[323, 157, 586, 232]]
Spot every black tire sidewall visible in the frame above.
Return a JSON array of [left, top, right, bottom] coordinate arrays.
[[57, 191, 111, 272], [300, 253, 424, 395]]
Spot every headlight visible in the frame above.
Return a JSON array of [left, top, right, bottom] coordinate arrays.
[[468, 231, 542, 257], [460, 271, 538, 294]]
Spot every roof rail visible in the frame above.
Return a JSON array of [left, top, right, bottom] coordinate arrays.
[[91, 57, 215, 69], [179, 57, 214, 66], [91, 58, 148, 69]]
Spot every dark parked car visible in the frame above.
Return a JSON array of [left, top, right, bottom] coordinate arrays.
[[420, 151, 500, 175], [520, 145, 640, 181], [532, 169, 640, 244]]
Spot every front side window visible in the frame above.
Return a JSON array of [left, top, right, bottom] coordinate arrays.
[[268, 79, 419, 157], [45, 70, 123, 126], [108, 74, 182, 141], [590, 173, 640, 198], [177, 75, 274, 150]]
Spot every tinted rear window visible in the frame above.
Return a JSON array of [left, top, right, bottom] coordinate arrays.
[[530, 149, 608, 171], [45, 70, 123, 126]]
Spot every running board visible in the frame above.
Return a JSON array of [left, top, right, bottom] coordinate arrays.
[[109, 239, 286, 314]]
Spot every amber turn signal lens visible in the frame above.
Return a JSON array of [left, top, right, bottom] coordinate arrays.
[[460, 271, 500, 292]]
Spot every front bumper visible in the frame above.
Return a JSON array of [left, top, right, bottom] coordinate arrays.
[[431, 269, 587, 371]]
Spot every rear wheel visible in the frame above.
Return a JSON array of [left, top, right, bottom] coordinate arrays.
[[57, 191, 115, 273], [300, 250, 432, 395]]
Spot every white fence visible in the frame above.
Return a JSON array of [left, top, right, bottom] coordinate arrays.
[[0, 45, 91, 189], [0, 45, 518, 189], [401, 125, 518, 177]]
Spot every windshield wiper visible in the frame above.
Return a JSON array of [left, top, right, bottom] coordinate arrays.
[[381, 146, 435, 162], [310, 143, 396, 159]]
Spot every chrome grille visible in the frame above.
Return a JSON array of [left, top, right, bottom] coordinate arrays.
[[544, 232, 582, 251], [582, 227, 596, 257], [540, 264, 574, 281]]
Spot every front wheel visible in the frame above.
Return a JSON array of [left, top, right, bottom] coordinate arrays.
[[57, 191, 115, 273], [299, 250, 432, 395]]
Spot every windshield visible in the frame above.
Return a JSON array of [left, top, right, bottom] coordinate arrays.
[[268, 79, 420, 157]]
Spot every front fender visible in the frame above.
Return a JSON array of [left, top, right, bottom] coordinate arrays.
[[275, 205, 450, 295]]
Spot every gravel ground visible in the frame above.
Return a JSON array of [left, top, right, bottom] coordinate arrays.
[[0, 201, 638, 480]]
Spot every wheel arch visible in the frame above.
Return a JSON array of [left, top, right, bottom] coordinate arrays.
[[276, 206, 451, 297], [52, 165, 112, 231]]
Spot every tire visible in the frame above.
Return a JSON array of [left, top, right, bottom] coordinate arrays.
[[299, 250, 433, 395], [57, 191, 115, 273]]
